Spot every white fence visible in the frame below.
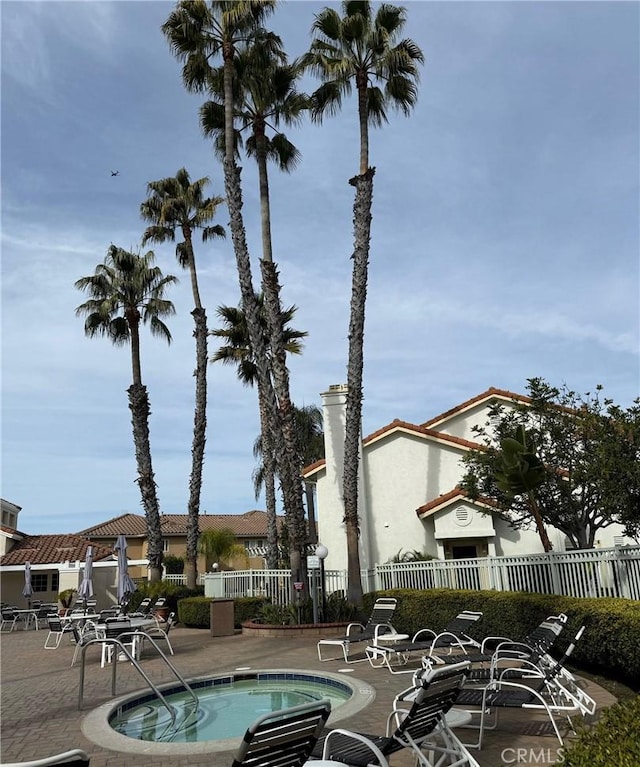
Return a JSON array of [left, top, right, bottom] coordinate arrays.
[[163, 545, 640, 604]]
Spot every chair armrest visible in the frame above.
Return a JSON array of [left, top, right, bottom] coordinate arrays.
[[412, 628, 436, 642], [479, 635, 512, 653], [345, 622, 365, 636], [428, 631, 468, 653], [372, 623, 396, 641], [321, 728, 390, 766]]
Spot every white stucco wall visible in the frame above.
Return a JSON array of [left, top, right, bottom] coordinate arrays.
[[315, 385, 637, 573]]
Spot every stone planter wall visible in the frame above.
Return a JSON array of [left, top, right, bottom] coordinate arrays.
[[241, 620, 350, 638]]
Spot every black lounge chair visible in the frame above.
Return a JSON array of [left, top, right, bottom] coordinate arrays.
[[453, 627, 595, 749], [231, 699, 331, 767], [311, 661, 479, 766], [366, 611, 483, 673], [429, 612, 569, 668], [317, 597, 398, 663]]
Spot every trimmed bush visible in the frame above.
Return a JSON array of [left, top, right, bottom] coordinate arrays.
[[368, 588, 640, 689], [178, 596, 271, 628], [560, 695, 640, 766]]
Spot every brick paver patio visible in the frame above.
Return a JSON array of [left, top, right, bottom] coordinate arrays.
[[0, 625, 615, 767]]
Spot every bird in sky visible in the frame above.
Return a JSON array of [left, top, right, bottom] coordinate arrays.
[[111, 170, 119, 176]]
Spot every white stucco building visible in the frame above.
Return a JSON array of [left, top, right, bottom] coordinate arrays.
[[303, 385, 632, 573]]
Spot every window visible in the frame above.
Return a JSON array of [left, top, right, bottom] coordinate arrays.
[[162, 539, 169, 552], [32, 574, 48, 592], [51, 573, 59, 592]]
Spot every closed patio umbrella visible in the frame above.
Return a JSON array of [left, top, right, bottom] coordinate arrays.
[[22, 561, 33, 608], [78, 546, 94, 611], [114, 535, 137, 611]]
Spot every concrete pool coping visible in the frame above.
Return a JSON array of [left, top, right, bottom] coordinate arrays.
[[81, 667, 376, 756]]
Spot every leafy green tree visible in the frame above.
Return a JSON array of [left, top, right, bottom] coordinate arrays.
[[304, 0, 424, 604], [75, 246, 177, 581], [198, 527, 247, 570], [461, 378, 640, 549], [210, 296, 307, 567], [140, 167, 226, 590]]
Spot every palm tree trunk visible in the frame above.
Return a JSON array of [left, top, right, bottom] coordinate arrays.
[[185, 306, 208, 588], [261, 258, 308, 592], [184, 230, 204, 309], [342, 168, 375, 606], [305, 482, 317, 544], [357, 72, 369, 175], [128, 383, 163, 582], [258, 387, 279, 569], [255, 140, 308, 591]]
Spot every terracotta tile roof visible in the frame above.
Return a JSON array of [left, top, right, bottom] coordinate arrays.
[[302, 420, 482, 477], [421, 387, 532, 429], [78, 510, 281, 539], [416, 487, 499, 518], [0, 534, 114, 566], [77, 513, 148, 538], [364, 420, 482, 450]]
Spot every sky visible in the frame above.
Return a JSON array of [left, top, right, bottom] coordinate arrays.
[[2, 1, 639, 536]]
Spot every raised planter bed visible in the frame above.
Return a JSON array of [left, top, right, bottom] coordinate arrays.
[[241, 620, 350, 638]]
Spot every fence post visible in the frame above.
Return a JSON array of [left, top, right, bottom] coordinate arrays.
[[549, 551, 562, 595]]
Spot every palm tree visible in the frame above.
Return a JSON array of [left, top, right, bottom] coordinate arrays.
[[304, 1, 423, 605], [163, 3, 309, 594], [294, 405, 324, 544], [140, 168, 226, 590], [200, 39, 310, 583], [198, 528, 247, 571], [75, 246, 177, 581], [210, 296, 307, 568]]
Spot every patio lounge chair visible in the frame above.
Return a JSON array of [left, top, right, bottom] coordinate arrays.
[[230, 699, 331, 767], [0, 749, 90, 767], [0, 608, 26, 633], [44, 615, 75, 649], [317, 598, 398, 663], [310, 660, 479, 766], [430, 613, 569, 668], [366, 611, 483, 673], [139, 611, 176, 656], [452, 627, 595, 749]]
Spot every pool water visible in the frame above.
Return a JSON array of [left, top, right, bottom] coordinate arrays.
[[110, 674, 352, 743]]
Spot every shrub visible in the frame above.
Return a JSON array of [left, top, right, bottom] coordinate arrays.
[[178, 596, 271, 628], [561, 695, 640, 766], [369, 588, 640, 689], [163, 555, 184, 574]]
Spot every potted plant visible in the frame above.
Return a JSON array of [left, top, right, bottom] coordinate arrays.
[[58, 588, 76, 615]]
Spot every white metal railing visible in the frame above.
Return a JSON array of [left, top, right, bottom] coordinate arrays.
[[162, 546, 640, 604]]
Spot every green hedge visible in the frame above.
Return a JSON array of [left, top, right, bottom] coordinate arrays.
[[178, 596, 270, 629], [560, 695, 640, 766], [366, 589, 640, 689]]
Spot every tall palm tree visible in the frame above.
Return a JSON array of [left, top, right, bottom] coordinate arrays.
[[200, 39, 310, 582], [210, 296, 307, 568], [163, 2, 309, 593], [304, 1, 423, 605], [293, 404, 324, 545], [75, 246, 177, 582], [140, 168, 226, 589]]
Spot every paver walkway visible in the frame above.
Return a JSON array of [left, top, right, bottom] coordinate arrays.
[[0, 626, 614, 767]]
